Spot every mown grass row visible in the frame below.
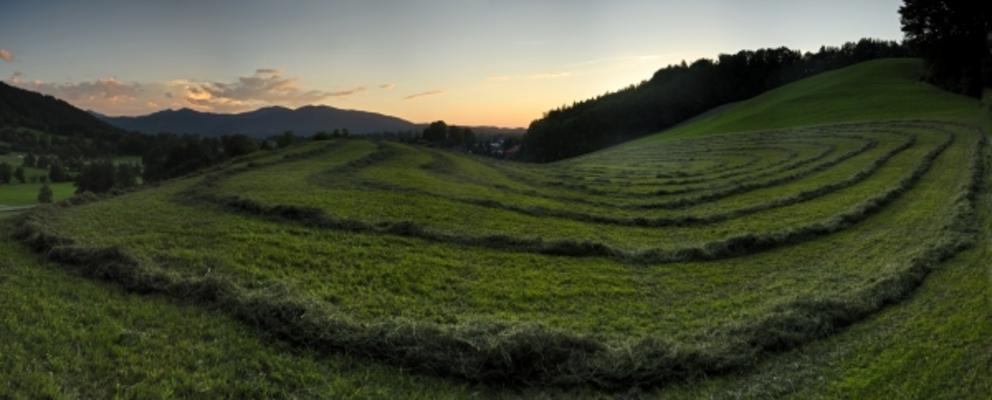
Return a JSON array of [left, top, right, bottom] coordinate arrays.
[[536, 144, 803, 190], [187, 126, 945, 263], [492, 126, 862, 190], [369, 128, 916, 221], [296, 126, 924, 239], [500, 121, 919, 191], [12, 126, 983, 389], [38, 126, 967, 343], [466, 135, 882, 209], [559, 140, 854, 196], [344, 133, 918, 229], [336, 135, 864, 214], [491, 138, 833, 196]]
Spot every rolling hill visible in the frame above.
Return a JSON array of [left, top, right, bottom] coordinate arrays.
[[96, 105, 417, 137], [3, 58, 990, 398], [0, 81, 122, 140]]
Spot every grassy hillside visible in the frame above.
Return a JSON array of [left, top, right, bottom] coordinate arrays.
[[644, 58, 990, 141], [4, 58, 990, 397]]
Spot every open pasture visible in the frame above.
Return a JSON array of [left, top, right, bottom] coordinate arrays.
[[18, 117, 985, 388]]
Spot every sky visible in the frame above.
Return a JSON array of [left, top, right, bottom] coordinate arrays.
[[0, 0, 904, 127]]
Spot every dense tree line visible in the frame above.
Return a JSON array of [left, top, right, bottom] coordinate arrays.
[[139, 133, 261, 182], [74, 160, 141, 193], [311, 128, 351, 141], [421, 121, 476, 147], [899, 0, 992, 97], [524, 39, 909, 162]]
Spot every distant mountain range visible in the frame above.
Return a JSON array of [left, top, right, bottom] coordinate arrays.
[[94, 105, 418, 137]]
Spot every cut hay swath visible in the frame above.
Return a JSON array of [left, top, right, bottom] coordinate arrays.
[[14, 117, 985, 390]]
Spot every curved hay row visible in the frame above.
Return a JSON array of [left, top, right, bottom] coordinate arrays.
[[491, 126, 866, 191], [338, 129, 909, 220], [384, 131, 912, 215], [335, 133, 918, 229], [492, 121, 939, 200], [182, 126, 949, 264], [490, 138, 836, 196], [13, 124, 984, 389], [463, 134, 883, 209], [543, 138, 866, 195]]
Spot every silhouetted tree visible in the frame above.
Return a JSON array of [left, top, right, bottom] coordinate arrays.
[[37, 182, 52, 204], [0, 162, 11, 184], [221, 134, 259, 157], [36, 155, 50, 169], [900, 0, 992, 96], [312, 131, 332, 141], [48, 162, 68, 183], [75, 160, 116, 193], [276, 131, 296, 148], [115, 163, 141, 188], [422, 121, 448, 142], [22, 152, 36, 168]]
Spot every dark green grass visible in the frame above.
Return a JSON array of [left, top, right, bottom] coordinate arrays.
[[0, 222, 490, 399], [24, 121, 980, 387], [4, 58, 991, 396], [0, 181, 75, 213], [207, 125, 941, 258]]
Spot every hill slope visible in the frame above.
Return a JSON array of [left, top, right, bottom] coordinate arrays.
[[4, 58, 990, 398], [0, 82, 122, 140], [98, 105, 417, 137], [646, 58, 988, 141]]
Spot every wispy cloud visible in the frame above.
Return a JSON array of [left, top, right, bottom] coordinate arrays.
[[5, 68, 366, 115], [0, 49, 12, 63], [563, 54, 665, 68], [379, 83, 394, 90], [403, 90, 444, 100], [9, 75, 143, 104], [173, 69, 362, 112], [487, 71, 573, 81], [4, 72, 153, 114], [488, 54, 666, 83], [329, 86, 366, 97]]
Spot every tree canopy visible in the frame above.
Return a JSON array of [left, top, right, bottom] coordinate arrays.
[[523, 39, 908, 162], [899, 0, 992, 96]]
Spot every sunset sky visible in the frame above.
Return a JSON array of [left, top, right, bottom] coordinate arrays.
[[0, 0, 904, 127]]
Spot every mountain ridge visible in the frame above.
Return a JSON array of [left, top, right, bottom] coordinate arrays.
[[95, 104, 418, 137]]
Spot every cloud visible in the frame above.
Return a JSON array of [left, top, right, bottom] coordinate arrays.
[[329, 86, 366, 97], [379, 83, 394, 90], [5, 69, 366, 115], [4, 73, 152, 114], [528, 71, 572, 79], [0, 49, 12, 62], [173, 69, 355, 112], [488, 54, 666, 83], [563, 54, 665, 68], [487, 71, 573, 81], [12, 76, 143, 104], [403, 90, 444, 100]]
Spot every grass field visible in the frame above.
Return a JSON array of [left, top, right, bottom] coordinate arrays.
[[0, 182, 75, 217], [4, 58, 991, 397]]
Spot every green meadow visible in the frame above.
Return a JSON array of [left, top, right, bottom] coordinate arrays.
[[4, 58, 990, 398]]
